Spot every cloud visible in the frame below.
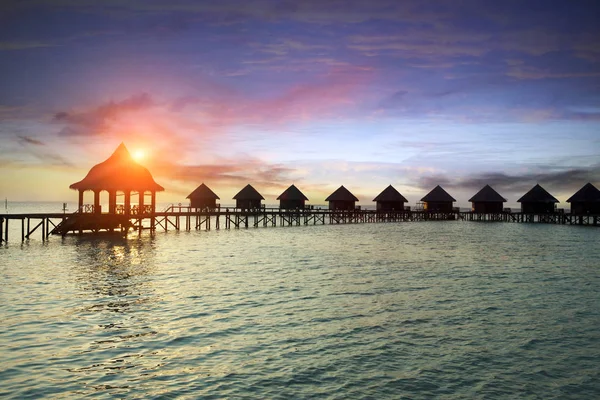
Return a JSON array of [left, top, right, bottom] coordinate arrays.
[[14, 134, 73, 167], [5, 0, 441, 25], [506, 66, 600, 80], [0, 41, 57, 51], [169, 67, 370, 126], [150, 157, 298, 194], [17, 135, 45, 146], [416, 164, 600, 195], [54, 93, 155, 135], [252, 39, 332, 56]]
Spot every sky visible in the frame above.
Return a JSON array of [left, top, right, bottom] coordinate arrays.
[[1, 0, 599, 208]]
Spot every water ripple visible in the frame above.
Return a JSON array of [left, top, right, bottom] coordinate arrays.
[[1, 223, 599, 398]]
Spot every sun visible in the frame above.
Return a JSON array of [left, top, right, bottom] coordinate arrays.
[[132, 149, 146, 162]]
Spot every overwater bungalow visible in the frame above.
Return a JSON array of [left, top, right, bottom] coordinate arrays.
[[277, 184, 308, 209], [373, 185, 408, 211], [325, 186, 359, 210], [517, 184, 558, 213], [69, 143, 164, 215], [567, 182, 600, 214], [187, 183, 220, 210], [469, 184, 507, 213], [421, 185, 456, 212], [233, 184, 264, 210]]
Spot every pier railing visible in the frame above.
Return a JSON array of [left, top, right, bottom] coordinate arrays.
[[1, 209, 598, 244]]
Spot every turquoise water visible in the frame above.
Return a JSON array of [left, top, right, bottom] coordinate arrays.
[[1, 217, 600, 398]]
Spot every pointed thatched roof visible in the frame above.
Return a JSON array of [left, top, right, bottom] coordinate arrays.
[[567, 182, 600, 203], [233, 184, 264, 200], [373, 185, 408, 202], [421, 185, 456, 202], [517, 184, 558, 203], [468, 185, 507, 203], [277, 184, 308, 201], [186, 183, 220, 200], [70, 143, 164, 192], [325, 185, 359, 202]]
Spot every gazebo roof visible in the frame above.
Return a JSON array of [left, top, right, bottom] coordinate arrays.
[[186, 183, 220, 200], [277, 184, 308, 201], [468, 184, 507, 203], [325, 185, 359, 202], [517, 184, 558, 203], [233, 184, 264, 200], [69, 143, 164, 192], [373, 185, 408, 202], [566, 182, 600, 203], [421, 185, 456, 202]]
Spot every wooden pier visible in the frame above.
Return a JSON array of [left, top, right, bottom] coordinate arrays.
[[1, 206, 598, 244]]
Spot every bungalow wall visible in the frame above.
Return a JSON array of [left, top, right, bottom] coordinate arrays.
[[280, 199, 305, 209], [521, 202, 555, 213], [329, 200, 356, 210], [236, 199, 262, 210], [472, 202, 503, 213], [570, 202, 600, 215], [190, 198, 217, 210], [424, 201, 453, 212], [376, 201, 405, 211]]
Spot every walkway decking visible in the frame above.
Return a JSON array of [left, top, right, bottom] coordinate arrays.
[[1, 206, 598, 243]]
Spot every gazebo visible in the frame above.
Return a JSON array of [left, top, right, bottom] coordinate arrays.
[[187, 183, 220, 210], [421, 185, 456, 212], [233, 184, 264, 209], [325, 185, 359, 210], [373, 185, 408, 211], [566, 182, 600, 214], [469, 184, 507, 213], [277, 184, 308, 209], [517, 184, 558, 213], [69, 143, 164, 215]]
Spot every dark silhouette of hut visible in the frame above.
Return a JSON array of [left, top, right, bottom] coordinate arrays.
[[187, 183, 220, 210], [421, 185, 456, 212], [70, 143, 164, 215], [277, 184, 308, 209], [373, 185, 408, 211], [468, 184, 507, 213], [233, 184, 264, 209], [566, 182, 600, 214], [325, 185, 359, 210], [517, 184, 558, 213]]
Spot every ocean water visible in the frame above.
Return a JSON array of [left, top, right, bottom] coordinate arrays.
[[1, 206, 600, 398]]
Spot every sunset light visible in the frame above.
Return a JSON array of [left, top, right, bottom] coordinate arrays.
[[1, 2, 599, 399], [0, 1, 599, 208], [132, 149, 146, 162]]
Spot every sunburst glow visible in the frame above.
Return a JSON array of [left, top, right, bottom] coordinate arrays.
[[132, 149, 146, 162]]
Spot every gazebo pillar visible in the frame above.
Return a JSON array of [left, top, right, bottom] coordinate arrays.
[[151, 191, 156, 213], [124, 190, 131, 216], [78, 190, 84, 212], [108, 190, 117, 214], [139, 191, 145, 214], [94, 190, 101, 214]]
